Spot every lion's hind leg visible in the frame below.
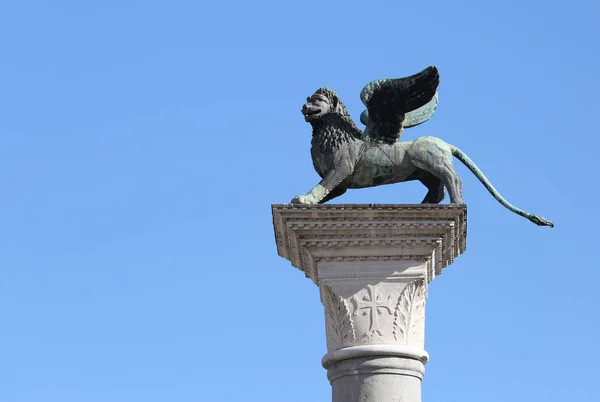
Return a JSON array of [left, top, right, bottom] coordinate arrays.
[[418, 172, 445, 204], [420, 163, 463, 204], [408, 138, 464, 204]]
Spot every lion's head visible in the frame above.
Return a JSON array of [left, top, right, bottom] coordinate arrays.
[[301, 88, 349, 122]]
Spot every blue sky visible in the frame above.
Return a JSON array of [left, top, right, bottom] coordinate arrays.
[[0, 0, 598, 401]]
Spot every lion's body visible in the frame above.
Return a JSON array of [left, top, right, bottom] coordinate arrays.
[[311, 135, 456, 190], [349, 138, 455, 189]]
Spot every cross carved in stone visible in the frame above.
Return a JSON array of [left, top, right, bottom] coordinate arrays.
[[351, 284, 396, 338]]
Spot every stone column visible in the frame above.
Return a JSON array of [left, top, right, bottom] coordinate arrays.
[[272, 204, 467, 402]]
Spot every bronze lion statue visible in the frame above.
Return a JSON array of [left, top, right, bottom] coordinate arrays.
[[291, 66, 553, 227]]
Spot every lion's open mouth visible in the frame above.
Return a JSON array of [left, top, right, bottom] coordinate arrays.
[[305, 109, 321, 116], [302, 107, 322, 120]]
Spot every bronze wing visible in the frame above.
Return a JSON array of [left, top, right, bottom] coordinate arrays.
[[360, 66, 440, 144]]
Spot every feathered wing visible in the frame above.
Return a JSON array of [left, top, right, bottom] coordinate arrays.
[[360, 93, 439, 128], [360, 66, 440, 143]]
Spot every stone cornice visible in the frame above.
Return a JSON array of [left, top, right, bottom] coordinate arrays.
[[272, 204, 467, 285]]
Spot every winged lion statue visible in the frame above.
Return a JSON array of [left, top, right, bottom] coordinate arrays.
[[291, 66, 553, 227]]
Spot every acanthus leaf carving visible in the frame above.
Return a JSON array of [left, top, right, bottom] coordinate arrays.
[[323, 285, 356, 347], [392, 279, 426, 346]]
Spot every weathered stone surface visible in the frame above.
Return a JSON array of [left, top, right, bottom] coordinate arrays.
[[272, 203, 466, 284], [272, 204, 467, 402]]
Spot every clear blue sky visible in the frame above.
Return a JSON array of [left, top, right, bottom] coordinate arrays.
[[0, 1, 598, 401]]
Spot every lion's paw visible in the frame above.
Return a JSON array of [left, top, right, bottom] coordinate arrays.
[[291, 194, 317, 205]]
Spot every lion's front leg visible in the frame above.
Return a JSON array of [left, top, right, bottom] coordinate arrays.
[[291, 167, 351, 205]]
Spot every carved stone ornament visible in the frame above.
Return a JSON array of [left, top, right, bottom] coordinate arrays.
[[351, 284, 396, 340], [322, 285, 356, 349], [393, 279, 426, 348]]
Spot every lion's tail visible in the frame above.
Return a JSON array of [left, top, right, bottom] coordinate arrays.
[[450, 145, 554, 227]]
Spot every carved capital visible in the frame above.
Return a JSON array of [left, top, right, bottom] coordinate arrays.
[[321, 278, 427, 351]]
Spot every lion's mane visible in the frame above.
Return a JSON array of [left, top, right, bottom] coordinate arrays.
[[309, 88, 363, 152]]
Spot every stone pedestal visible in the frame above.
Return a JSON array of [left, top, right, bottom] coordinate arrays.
[[272, 204, 467, 402]]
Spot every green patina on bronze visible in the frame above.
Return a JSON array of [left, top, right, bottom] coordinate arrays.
[[292, 66, 553, 228]]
